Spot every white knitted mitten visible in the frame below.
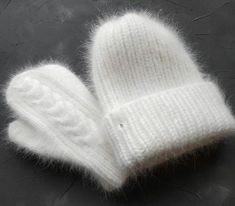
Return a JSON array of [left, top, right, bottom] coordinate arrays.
[[90, 12, 235, 171], [6, 63, 127, 191]]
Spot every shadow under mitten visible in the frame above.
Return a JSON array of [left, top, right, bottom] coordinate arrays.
[[90, 12, 235, 172], [6, 63, 127, 191]]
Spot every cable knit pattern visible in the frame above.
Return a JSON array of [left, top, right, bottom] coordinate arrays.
[[90, 12, 235, 171], [6, 63, 127, 191], [13, 76, 94, 142]]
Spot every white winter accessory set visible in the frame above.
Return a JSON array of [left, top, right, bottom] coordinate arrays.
[[5, 12, 235, 191]]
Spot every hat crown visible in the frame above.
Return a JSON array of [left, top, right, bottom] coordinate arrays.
[[91, 13, 203, 112]]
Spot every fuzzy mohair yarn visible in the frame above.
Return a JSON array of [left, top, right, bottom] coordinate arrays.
[[5, 11, 235, 192], [6, 63, 127, 191], [90, 12, 235, 172]]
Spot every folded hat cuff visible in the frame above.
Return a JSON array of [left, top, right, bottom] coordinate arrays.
[[104, 82, 235, 171]]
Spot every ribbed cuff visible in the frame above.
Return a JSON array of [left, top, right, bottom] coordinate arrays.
[[104, 82, 235, 171]]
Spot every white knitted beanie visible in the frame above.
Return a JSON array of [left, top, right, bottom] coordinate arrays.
[[91, 12, 235, 171], [6, 63, 127, 191]]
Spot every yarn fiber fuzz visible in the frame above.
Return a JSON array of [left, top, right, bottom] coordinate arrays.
[[90, 12, 235, 171], [6, 63, 127, 191], [4, 11, 235, 191]]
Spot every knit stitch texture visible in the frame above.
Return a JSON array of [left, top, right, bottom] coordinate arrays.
[[6, 63, 127, 191], [90, 12, 235, 171]]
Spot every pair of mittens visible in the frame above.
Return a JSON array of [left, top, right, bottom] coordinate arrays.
[[6, 64, 127, 191], [6, 12, 235, 191]]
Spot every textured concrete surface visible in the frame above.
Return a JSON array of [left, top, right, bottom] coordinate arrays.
[[0, 0, 235, 205]]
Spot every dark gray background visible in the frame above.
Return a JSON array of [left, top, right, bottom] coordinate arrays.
[[0, 0, 235, 205]]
